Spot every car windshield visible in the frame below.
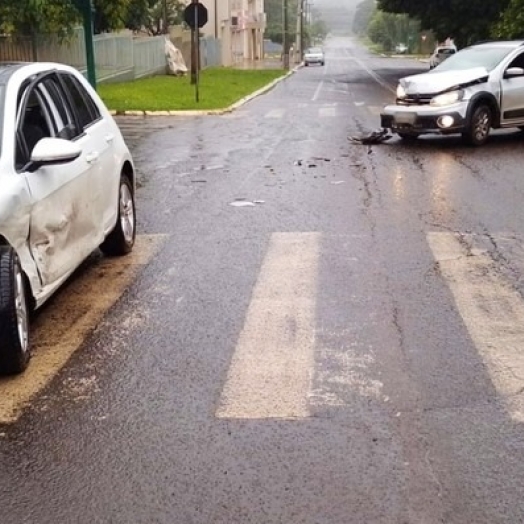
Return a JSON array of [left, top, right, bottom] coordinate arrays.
[[435, 46, 515, 72], [307, 48, 322, 54]]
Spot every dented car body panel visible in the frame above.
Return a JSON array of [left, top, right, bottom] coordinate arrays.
[[381, 40, 524, 140], [0, 61, 134, 308], [399, 67, 490, 96]]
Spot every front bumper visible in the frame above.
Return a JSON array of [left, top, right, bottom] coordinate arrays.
[[380, 101, 468, 135]]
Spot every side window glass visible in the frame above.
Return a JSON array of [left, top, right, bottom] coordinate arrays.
[[508, 53, 524, 70], [16, 88, 53, 169], [40, 77, 78, 140], [61, 74, 100, 131]]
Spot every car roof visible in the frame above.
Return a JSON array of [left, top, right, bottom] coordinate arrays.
[[472, 40, 524, 49], [0, 62, 28, 84]]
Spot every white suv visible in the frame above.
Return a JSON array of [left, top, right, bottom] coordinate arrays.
[[381, 40, 524, 145]]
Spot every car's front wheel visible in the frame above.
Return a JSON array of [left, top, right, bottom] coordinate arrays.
[[0, 246, 31, 375], [100, 174, 136, 256], [463, 104, 492, 146]]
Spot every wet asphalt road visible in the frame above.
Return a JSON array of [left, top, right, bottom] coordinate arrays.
[[2, 36, 524, 523]]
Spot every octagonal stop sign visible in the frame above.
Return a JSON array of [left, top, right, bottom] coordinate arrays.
[[184, 2, 208, 29]]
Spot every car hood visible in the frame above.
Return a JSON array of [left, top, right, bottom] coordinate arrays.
[[400, 67, 489, 94]]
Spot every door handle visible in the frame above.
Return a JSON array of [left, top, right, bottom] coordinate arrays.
[[105, 133, 115, 143], [86, 151, 99, 164]]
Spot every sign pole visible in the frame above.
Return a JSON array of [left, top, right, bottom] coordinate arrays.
[[195, 5, 199, 103], [183, 0, 208, 99]]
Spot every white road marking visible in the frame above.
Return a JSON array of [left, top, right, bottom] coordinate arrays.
[[428, 232, 524, 421], [312, 80, 324, 102], [216, 232, 320, 419], [0, 235, 166, 424], [319, 107, 337, 118], [352, 55, 396, 94], [264, 109, 285, 119]]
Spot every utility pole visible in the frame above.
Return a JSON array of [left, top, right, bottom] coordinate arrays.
[[73, 0, 96, 88], [299, 0, 304, 62], [283, 0, 289, 69]]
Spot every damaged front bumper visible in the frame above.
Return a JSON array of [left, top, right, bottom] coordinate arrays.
[[380, 101, 468, 135]]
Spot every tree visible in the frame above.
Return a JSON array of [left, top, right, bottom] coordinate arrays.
[[0, 0, 80, 38], [124, 0, 185, 35], [377, 0, 511, 47], [93, 0, 132, 33], [352, 0, 376, 36], [264, 0, 299, 45], [493, 0, 524, 39]]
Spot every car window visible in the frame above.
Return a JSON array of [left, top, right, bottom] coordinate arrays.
[[40, 76, 78, 140], [508, 52, 524, 69], [435, 46, 515, 72], [16, 88, 54, 170], [308, 48, 322, 54], [59, 73, 101, 132]]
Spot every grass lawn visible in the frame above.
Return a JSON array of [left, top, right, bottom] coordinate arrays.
[[97, 67, 286, 112]]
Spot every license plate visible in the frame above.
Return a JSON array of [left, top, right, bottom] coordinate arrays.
[[395, 112, 416, 124]]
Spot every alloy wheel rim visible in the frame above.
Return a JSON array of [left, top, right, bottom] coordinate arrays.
[[14, 262, 29, 353], [119, 184, 135, 244], [474, 110, 490, 141]]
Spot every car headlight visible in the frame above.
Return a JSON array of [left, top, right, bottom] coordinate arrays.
[[430, 90, 464, 106], [396, 84, 407, 99]]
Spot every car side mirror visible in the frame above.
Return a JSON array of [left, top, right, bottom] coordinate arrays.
[[27, 137, 81, 172], [505, 67, 524, 78]]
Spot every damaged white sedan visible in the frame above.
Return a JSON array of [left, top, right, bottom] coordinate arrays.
[[0, 62, 136, 375]]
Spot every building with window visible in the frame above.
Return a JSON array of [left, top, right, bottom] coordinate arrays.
[[196, 0, 266, 66]]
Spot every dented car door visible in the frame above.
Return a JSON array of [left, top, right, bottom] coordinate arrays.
[[17, 78, 99, 287]]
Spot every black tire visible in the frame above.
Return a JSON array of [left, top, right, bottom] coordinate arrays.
[[462, 104, 492, 146], [100, 174, 136, 256], [0, 247, 31, 375], [304, 62, 309, 67], [321, 62, 325, 66]]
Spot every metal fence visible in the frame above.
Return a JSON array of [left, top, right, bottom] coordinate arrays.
[[0, 27, 223, 83]]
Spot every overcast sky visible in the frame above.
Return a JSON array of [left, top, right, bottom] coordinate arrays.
[[310, 0, 362, 33]]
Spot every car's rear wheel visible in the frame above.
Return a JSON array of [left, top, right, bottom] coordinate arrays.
[[0, 247, 31, 375], [100, 174, 136, 256], [463, 104, 492, 146]]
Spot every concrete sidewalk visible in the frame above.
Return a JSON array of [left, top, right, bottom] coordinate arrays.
[[232, 57, 302, 70]]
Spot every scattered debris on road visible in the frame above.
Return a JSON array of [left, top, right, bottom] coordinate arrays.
[[349, 128, 392, 145]]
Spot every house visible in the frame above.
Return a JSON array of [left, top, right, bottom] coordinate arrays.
[[196, 0, 266, 66]]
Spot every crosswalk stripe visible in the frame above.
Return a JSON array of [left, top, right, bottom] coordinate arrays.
[[216, 232, 319, 419], [427, 232, 524, 420], [319, 107, 337, 118], [264, 109, 285, 119]]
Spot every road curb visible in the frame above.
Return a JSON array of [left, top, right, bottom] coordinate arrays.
[[110, 67, 298, 117]]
